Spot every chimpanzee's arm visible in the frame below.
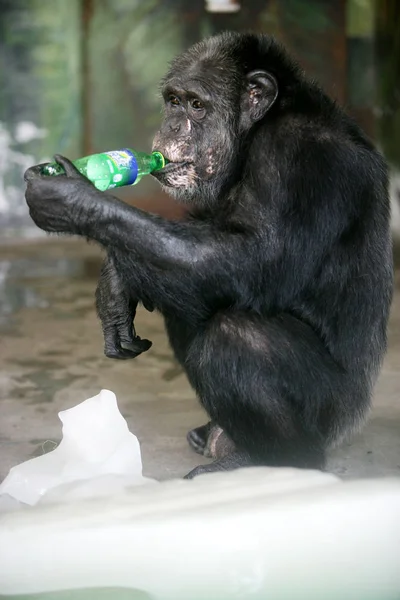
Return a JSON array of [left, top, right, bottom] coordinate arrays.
[[88, 195, 257, 320], [24, 158, 261, 318], [78, 193, 247, 269]]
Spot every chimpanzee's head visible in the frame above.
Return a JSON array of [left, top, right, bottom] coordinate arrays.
[[151, 32, 288, 206]]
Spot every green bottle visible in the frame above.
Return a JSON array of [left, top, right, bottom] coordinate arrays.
[[41, 149, 167, 192]]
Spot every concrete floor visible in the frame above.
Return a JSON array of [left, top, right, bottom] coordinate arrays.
[[0, 237, 399, 482]]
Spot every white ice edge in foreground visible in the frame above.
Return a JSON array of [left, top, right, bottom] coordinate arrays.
[[0, 469, 400, 599]]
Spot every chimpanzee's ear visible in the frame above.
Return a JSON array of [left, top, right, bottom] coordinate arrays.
[[240, 70, 278, 129]]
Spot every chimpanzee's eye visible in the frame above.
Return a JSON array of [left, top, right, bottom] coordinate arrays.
[[191, 99, 204, 110], [169, 95, 180, 106]]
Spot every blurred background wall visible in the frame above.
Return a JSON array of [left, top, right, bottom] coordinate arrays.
[[0, 0, 399, 235]]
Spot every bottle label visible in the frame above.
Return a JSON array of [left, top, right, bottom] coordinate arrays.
[[103, 149, 138, 186]]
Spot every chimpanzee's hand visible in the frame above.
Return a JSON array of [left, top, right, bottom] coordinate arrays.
[[24, 155, 104, 235]]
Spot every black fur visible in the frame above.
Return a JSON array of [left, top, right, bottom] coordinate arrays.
[[24, 32, 394, 478]]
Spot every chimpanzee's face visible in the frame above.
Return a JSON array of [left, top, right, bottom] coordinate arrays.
[[152, 62, 238, 203]]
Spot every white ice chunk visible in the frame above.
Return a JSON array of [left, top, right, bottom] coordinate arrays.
[[0, 389, 154, 506]]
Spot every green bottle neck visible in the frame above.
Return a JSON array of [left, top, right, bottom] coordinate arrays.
[[151, 151, 167, 171]]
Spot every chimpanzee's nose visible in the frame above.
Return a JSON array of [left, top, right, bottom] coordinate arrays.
[[169, 122, 181, 133]]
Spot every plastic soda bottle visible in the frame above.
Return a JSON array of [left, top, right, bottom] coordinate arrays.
[[41, 149, 167, 192]]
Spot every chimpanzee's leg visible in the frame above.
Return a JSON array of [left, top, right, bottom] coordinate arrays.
[[183, 311, 362, 479]]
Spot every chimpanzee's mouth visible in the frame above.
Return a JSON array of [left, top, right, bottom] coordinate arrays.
[[153, 161, 191, 177]]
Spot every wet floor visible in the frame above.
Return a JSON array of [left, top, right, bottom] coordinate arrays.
[[0, 237, 399, 481]]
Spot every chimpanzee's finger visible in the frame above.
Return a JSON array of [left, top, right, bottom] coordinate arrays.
[[54, 154, 82, 178], [120, 338, 153, 354]]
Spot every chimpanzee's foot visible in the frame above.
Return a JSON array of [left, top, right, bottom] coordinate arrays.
[[187, 422, 213, 456], [184, 452, 252, 479], [187, 422, 235, 458]]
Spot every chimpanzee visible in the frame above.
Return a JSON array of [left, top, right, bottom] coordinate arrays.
[[24, 32, 393, 478]]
